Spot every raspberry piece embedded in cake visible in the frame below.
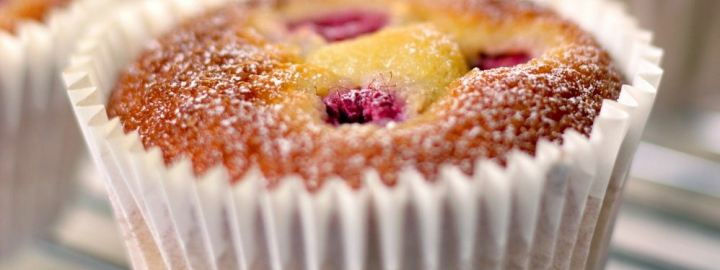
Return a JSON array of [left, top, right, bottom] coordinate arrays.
[[306, 24, 468, 113], [323, 87, 404, 125], [288, 10, 388, 42], [473, 53, 531, 70]]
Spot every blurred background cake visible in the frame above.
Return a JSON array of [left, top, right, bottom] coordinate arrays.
[[0, 0, 117, 262], [0, 0, 68, 32]]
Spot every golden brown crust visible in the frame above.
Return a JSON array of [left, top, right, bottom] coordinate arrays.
[[107, 0, 622, 187], [0, 0, 68, 33]]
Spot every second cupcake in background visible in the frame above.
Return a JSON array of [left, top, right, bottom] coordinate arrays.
[[0, 0, 122, 258], [64, 0, 663, 269]]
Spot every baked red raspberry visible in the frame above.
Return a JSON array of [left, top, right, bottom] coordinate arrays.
[[288, 10, 388, 42], [474, 53, 531, 70], [323, 87, 404, 125]]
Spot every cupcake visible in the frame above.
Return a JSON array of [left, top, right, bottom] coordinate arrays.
[[0, 0, 119, 258], [64, 0, 663, 269], [0, 0, 66, 32]]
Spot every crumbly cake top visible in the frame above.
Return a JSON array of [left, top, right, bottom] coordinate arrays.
[[107, 0, 622, 188]]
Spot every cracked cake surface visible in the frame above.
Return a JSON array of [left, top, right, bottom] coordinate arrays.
[[107, 0, 622, 188]]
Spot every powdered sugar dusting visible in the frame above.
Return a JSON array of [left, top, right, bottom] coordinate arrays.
[[107, 1, 622, 188]]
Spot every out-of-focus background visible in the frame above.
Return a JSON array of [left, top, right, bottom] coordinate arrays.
[[1, 0, 719, 269]]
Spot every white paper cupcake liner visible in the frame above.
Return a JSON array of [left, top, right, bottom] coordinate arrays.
[[0, 0, 124, 258], [63, 0, 663, 269]]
